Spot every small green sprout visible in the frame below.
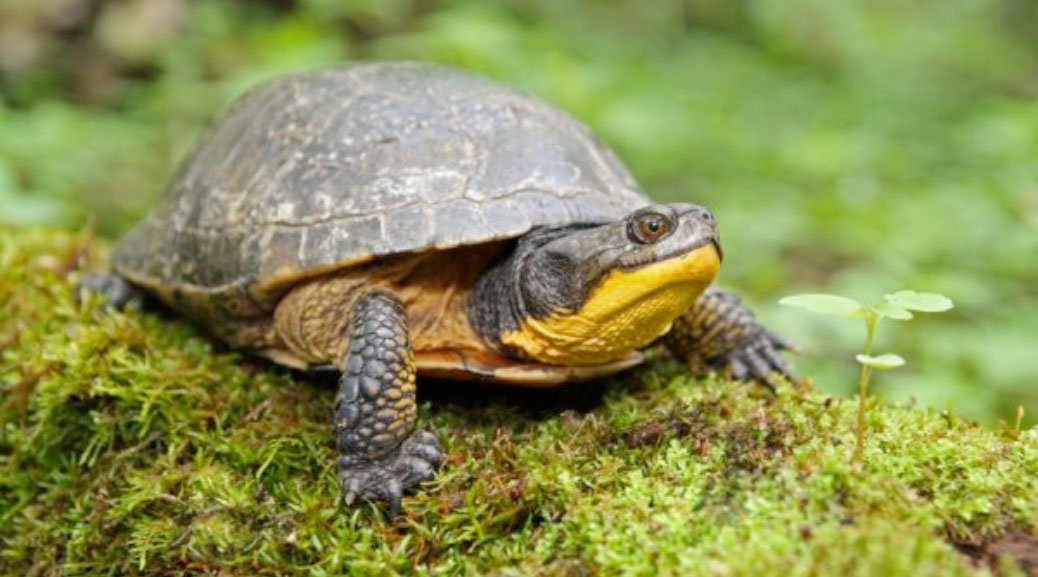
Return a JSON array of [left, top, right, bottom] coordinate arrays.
[[779, 290, 954, 463]]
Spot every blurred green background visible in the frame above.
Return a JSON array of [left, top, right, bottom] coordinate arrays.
[[1, 0, 1036, 425]]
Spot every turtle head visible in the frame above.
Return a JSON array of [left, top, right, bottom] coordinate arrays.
[[468, 203, 722, 366]]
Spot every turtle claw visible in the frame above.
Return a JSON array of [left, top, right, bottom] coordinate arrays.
[[723, 330, 796, 392], [765, 329, 801, 355], [338, 430, 442, 512]]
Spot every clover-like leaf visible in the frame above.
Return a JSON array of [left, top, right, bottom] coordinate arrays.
[[884, 291, 953, 313], [779, 294, 863, 318], [855, 353, 906, 370], [873, 302, 913, 321]]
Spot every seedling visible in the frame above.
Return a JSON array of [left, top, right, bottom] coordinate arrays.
[[779, 290, 954, 463]]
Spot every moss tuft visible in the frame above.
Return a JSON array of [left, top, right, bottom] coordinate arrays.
[[2, 227, 1036, 576]]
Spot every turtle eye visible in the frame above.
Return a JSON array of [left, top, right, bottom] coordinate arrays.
[[629, 211, 673, 244]]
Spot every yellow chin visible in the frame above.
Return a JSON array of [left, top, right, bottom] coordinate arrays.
[[500, 243, 721, 366]]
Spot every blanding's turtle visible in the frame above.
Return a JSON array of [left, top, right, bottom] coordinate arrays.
[[82, 62, 793, 511]]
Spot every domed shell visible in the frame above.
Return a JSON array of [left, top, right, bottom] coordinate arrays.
[[113, 62, 649, 318]]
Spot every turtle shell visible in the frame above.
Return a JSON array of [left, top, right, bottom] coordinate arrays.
[[113, 62, 650, 320]]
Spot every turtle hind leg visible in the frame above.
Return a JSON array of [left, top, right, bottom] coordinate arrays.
[[335, 291, 442, 513], [78, 271, 146, 311], [665, 287, 796, 392]]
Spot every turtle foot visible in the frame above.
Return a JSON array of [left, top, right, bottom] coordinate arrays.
[[78, 272, 144, 311], [339, 430, 442, 513], [666, 288, 796, 392]]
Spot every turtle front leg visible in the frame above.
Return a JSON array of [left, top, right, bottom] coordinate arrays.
[[335, 291, 442, 512], [78, 271, 146, 311], [665, 287, 795, 391]]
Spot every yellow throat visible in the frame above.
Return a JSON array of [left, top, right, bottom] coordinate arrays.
[[500, 243, 721, 366]]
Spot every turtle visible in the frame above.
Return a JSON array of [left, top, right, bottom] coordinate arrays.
[[82, 62, 793, 512]]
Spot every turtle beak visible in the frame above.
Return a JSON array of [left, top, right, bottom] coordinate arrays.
[[675, 203, 723, 264], [711, 235, 724, 263]]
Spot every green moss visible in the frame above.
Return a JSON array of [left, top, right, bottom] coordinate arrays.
[[2, 227, 1036, 576]]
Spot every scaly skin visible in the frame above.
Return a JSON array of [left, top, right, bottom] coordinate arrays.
[[665, 287, 794, 391], [333, 291, 442, 512]]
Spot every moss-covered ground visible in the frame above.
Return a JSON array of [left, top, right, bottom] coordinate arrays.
[[2, 227, 1037, 576]]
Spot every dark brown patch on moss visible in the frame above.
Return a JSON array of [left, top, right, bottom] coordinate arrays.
[[953, 531, 1038, 576], [619, 393, 816, 476]]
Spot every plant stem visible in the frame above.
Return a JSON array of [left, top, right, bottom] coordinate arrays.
[[855, 365, 872, 463], [855, 311, 878, 464]]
